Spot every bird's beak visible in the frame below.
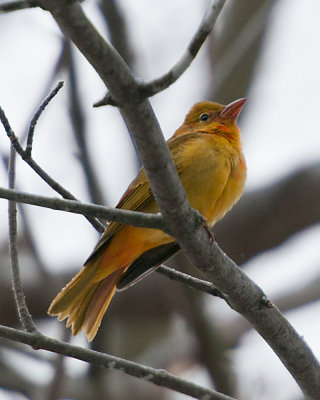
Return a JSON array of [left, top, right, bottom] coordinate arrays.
[[220, 98, 247, 122]]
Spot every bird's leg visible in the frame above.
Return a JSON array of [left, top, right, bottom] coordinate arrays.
[[194, 210, 216, 243], [203, 223, 215, 244]]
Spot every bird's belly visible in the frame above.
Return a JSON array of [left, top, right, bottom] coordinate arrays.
[[209, 165, 246, 225], [180, 153, 246, 226]]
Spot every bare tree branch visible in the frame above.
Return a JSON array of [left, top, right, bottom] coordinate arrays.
[[157, 264, 226, 299], [142, 0, 227, 97], [8, 146, 38, 333], [26, 81, 64, 156], [94, 0, 227, 107], [0, 187, 164, 230], [0, 326, 236, 400], [219, 269, 320, 349], [0, 151, 50, 281], [0, 0, 39, 13], [0, 103, 105, 233]]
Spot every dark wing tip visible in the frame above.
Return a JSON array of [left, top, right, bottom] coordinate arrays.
[[117, 242, 180, 290]]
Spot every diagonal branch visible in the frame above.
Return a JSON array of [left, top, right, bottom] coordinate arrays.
[[94, 0, 227, 107], [142, 0, 227, 97], [0, 326, 235, 400], [0, 103, 105, 233], [158, 264, 225, 299], [0, 0, 39, 13], [26, 81, 64, 157], [219, 270, 320, 349]]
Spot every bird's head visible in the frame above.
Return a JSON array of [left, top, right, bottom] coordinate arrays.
[[174, 98, 246, 141]]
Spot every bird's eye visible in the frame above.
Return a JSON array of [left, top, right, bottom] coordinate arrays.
[[199, 113, 209, 122]]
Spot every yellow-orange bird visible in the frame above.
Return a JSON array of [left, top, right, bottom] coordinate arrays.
[[49, 99, 247, 341]]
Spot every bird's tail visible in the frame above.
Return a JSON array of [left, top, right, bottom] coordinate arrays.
[[48, 260, 125, 341]]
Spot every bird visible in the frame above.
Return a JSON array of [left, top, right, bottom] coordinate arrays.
[[48, 98, 247, 341]]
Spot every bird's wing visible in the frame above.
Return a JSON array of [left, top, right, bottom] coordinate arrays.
[[85, 132, 202, 264], [116, 241, 181, 290], [85, 168, 154, 263]]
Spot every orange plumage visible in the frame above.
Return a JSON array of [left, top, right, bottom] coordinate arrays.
[[48, 98, 247, 341]]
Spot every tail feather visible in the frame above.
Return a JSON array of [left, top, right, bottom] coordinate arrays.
[[65, 282, 100, 334], [48, 261, 99, 315], [48, 259, 125, 341], [84, 268, 125, 341]]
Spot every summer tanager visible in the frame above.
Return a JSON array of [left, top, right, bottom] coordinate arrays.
[[48, 98, 247, 341]]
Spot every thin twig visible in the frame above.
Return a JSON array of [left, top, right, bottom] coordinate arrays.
[[26, 81, 64, 157], [0, 151, 49, 281], [94, 0, 227, 107], [19, 43, 67, 147], [8, 145, 38, 333], [0, 187, 165, 231], [0, 326, 236, 400], [0, 0, 39, 13], [0, 104, 105, 233], [142, 0, 227, 96], [157, 264, 226, 300]]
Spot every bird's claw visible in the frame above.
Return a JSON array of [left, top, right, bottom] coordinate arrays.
[[194, 210, 216, 243], [203, 223, 215, 244]]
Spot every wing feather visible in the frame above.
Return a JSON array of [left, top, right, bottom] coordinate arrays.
[[86, 132, 204, 264]]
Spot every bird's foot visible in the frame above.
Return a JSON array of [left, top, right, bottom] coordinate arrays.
[[203, 222, 215, 244], [193, 210, 216, 243]]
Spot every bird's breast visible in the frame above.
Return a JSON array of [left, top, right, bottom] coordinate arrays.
[[177, 135, 246, 226]]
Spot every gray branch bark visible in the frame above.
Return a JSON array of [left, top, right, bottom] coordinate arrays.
[[0, 325, 235, 400]]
